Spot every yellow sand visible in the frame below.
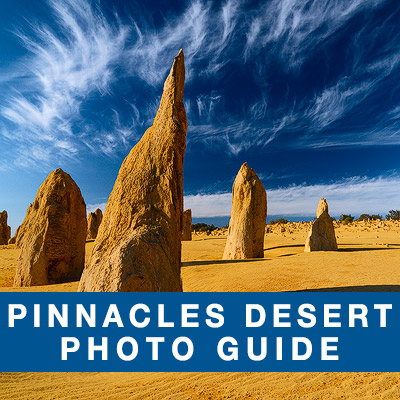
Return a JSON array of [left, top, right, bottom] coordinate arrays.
[[0, 221, 399, 399]]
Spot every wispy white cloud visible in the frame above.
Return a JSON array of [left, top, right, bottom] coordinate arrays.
[[244, 17, 261, 60], [126, 0, 210, 85], [185, 175, 400, 218], [1, 0, 129, 168], [248, 93, 268, 121], [195, 94, 222, 121], [304, 49, 400, 141], [81, 108, 143, 157], [1, 0, 400, 168], [244, 0, 386, 69], [189, 0, 400, 153], [126, 0, 242, 83], [306, 78, 373, 131], [188, 120, 277, 155], [1, 0, 248, 166]]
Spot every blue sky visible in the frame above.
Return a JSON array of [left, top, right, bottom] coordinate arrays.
[[1, 0, 400, 233]]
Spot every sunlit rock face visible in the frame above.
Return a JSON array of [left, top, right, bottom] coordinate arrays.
[[14, 168, 86, 287], [305, 198, 338, 252], [79, 50, 187, 292], [223, 163, 267, 260]]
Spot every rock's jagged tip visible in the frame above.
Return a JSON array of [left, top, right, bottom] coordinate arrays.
[[155, 50, 186, 124], [175, 49, 184, 65], [171, 50, 184, 73], [239, 162, 257, 179], [316, 198, 329, 218], [167, 49, 185, 95]]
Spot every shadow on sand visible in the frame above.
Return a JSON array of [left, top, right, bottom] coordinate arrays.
[[192, 237, 226, 241], [295, 285, 400, 292], [338, 247, 398, 252], [264, 244, 304, 251], [182, 258, 270, 267], [265, 244, 400, 253]]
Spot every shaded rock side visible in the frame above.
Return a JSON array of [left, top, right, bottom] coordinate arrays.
[[8, 225, 20, 245], [0, 211, 11, 245], [78, 50, 187, 292], [304, 198, 338, 252], [182, 209, 192, 241], [87, 208, 103, 240], [222, 163, 267, 260], [14, 169, 87, 286]]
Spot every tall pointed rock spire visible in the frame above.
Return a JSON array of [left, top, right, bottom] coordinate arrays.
[[79, 50, 187, 292]]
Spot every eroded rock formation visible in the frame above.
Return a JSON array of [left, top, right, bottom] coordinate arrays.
[[182, 209, 192, 241], [78, 50, 187, 292], [222, 163, 267, 260], [14, 169, 87, 286], [8, 225, 20, 246], [87, 208, 103, 240], [304, 198, 338, 252], [0, 211, 11, 245]]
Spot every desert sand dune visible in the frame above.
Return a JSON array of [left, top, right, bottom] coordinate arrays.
[[1, 371, 400, 399], [0, 221, 400, 398]]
